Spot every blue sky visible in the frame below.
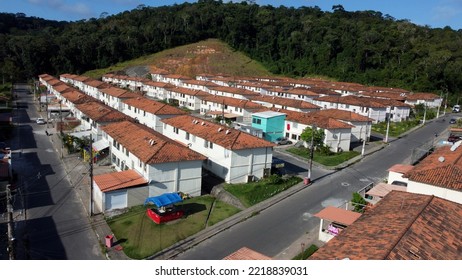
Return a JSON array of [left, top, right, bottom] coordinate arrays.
[[1, 0, 462, 30]]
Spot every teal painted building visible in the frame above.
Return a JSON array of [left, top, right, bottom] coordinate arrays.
[[251, 111, 286, 142]]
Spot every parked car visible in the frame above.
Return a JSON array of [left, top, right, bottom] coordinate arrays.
[[275, 137, 293, 145], [36, 117, 46, 124], [449, 118, 456, 124], [448, 134, 462, 143]]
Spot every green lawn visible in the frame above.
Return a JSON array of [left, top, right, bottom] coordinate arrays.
[[107, 195, 240, 259], [372, 119, 420, 137], [224, 175, 303, 208], [286, 147, 360, 166]]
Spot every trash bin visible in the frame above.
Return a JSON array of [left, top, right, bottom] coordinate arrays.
[[105, 235, 114, 248], [304, 177, 311, 186]]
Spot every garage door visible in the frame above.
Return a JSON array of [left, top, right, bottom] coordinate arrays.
[[105, 190, 127, 211]]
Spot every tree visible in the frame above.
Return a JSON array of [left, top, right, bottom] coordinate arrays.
[[351, 192, 367, 213], [300, 126, 325, 150]]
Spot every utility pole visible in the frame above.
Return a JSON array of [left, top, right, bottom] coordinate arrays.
[[306, 125, 316, 186], [6, 185, 15, 260], [89, 133, 93, 216], [361, 111, 370, 157], [384, 107, 391, 143]]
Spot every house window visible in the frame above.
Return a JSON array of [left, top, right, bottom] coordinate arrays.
[[209, 142, 213, 149], [173, 127, 179, 134], [127, 105, 131, 110], [125, 148, 128, 157], [186, 132, 190, 140], [204, 140, 209, 148]]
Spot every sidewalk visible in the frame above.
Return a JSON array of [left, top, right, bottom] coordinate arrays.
[[46, 116, 130, 259]]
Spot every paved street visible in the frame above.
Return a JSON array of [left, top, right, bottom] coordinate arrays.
[[8, 85, 103, 260], [174, 115, 452, 260]]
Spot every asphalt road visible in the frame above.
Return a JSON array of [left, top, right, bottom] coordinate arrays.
[[175, 115, 453, 259], [10, 85, 103, 260]]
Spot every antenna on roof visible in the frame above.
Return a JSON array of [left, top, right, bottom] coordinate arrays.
[[225, 129, 230, 134], [201, 121, 205, 126], [218, 127, 223, 132]]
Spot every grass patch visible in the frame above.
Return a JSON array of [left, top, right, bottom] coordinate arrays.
[[372, 119, 420, 137], [286, 147, 360, 166], [224, 175, 302, 208], [107, 195, 240, 259], [207, 200, 241, 227], [292, 244, 319, 260]]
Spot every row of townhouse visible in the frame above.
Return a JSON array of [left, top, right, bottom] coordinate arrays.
[[40, 75, 208, 212], [43, 74, 276, 213], [101, 73, 372, 152], [309, 141, 462, 260], [313, 95, 411, 123]]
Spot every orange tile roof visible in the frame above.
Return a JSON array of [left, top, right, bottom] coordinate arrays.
[[61, 91, 98, 104], [208, 85, 260, 96], [388, 164, 414, 174], [100, 86, 140, 98], [270, 108, 353, 129], [313, 206, 362, 226], [403, 145, 462, 191], [162, 115, 275, 150], [310, 191, 462, 260], [312, 109, 373, 122], [250, 95, 320, 109], [102, 120, 206, 164], [123, 97, 187, 115], [200, 95, 265, 110], [94, 169, 147, 192], [406, 92, 440, 101], [75, 102, 128, 122], [73, 75, 91, 82], [223, 247, 272, 260], [365, 183, 407, 198], [315, 95, 411, 108], [168, 87, 209, 96]]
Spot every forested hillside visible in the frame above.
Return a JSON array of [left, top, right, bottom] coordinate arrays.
[[1, 0, 462, 99]]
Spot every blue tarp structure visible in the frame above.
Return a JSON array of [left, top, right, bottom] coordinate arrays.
[[144, 193, 183, 207]]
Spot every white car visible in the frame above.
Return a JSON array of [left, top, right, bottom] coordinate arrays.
[[36, 118, 46, 124]]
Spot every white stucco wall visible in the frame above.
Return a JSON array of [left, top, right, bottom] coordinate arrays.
[[407, 181, 462, 205]]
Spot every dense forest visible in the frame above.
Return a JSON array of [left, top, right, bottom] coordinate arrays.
[[1, 0, 462, 99]]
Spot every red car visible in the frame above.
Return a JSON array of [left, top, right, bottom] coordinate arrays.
[[146, 206, 184, 224], [448, 134, 462, 143]]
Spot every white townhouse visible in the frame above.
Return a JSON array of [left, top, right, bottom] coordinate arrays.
[[234, 81, 267, 93], [122, 96, 187, 133], [313, 95, 411, 123], [97, 86, 140, 111], [49, 82, 72, 98], [207, 85, 260, 100], [59, 73, 79, 84], [157, 74, 191, 86], [38, 73, 55, 87], [82, 79, 111, 99], [312, 109, 373, 142], [142, 80, 174, 100], [198, 95, 265, 123], [60, 90, 97, 113], [276, 108, 353, 153], [93, 120, 206, 212], [166, 87, 210, 111], [405, 92, 443, 109], [69, 75, 92, 91], [73, 101, 128, 140], [180, 79, 219, 91], [250, 95, 321, 113], [162, 115, 275, 184]]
